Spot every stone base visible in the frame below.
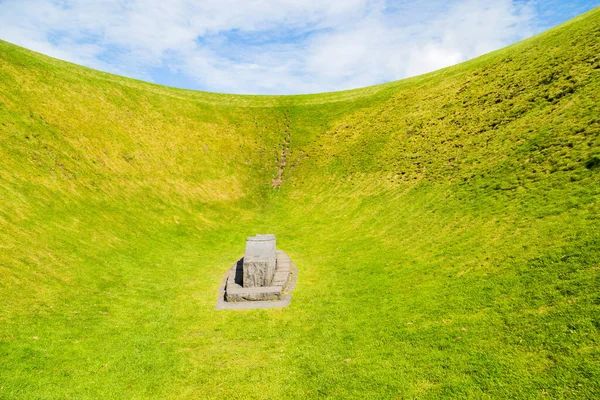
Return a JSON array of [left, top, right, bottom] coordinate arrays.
[[216, 250, 297, 310], [226, 286, 283, 302]]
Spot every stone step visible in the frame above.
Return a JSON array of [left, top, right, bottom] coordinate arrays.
[[276, 262, 290, 272], [226, 285, 283, 302], [272, 270, 290, 286]]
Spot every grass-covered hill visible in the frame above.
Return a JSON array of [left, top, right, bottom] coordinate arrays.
[[0, 7, 599, 399]]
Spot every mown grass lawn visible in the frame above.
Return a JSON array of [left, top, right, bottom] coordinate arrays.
[[0, 7, 599, 399]]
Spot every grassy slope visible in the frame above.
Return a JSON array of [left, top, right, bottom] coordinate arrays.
[[0, 8, 599, 399]]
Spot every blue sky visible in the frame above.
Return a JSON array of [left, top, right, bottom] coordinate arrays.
[[0, 0, 597, 94]]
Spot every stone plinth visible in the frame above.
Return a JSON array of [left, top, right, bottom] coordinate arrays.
[[226, 285, 283, 302], [243, 234, 276, 287], [223, 250, 293, 304], [218, 235, 296, 309]]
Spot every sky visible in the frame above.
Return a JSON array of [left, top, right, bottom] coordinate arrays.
[[0, 1, 598, 94]]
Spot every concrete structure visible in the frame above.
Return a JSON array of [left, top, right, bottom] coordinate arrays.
[[217, 235, 297, 310], [226, 249, 290, 302], [243, 234, 276, 287]]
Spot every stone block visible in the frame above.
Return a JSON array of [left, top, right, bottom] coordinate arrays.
[[243, 234, 276, 287], [226, 285, 283, 302], [276, 261, 291, 272], [272, 270, 290, 286]]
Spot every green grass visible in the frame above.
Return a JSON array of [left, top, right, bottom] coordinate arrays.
[[1, 7, 599, 399]]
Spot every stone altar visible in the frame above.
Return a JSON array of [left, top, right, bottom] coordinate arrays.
[[217, 234, 297, 308], [243, 234, 277, 287]]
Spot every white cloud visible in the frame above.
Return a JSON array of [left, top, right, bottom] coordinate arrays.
[[302, 0, 535, 92], [404, 45, 463, 78], [0, 0, 538, 94]]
